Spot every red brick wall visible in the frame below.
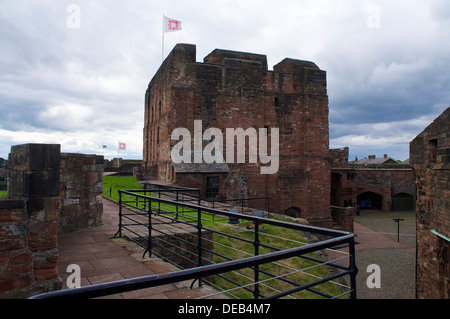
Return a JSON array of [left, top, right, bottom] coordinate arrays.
[[410, 106, 450, 299], [331, 167, 414, 211]]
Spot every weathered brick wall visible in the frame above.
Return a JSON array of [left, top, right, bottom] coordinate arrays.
[[59, 153, 104, 233], [0, 146, 105, 298], [330, 168, 414, 211], [330, 147, 349, 168], [0, 144, 62, 298], [410, 106, 450, 299], [143, 44, 331, 226], [330, 205, 354, 233]]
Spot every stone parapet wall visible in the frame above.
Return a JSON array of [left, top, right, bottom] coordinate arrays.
[[0, 144, 62, 298], [0, 145, 104, 298], [59, 153, 104, 233], [330, 206, 354, 233]]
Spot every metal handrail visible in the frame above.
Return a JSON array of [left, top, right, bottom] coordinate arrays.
[[30, 186, 358, 299], [31, 233, 355, 299]]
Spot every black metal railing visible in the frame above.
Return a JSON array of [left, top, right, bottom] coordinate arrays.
[[31, 185, 358, 299], [205, 196, 271, 215]]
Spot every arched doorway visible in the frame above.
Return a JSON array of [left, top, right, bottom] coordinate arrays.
[[357, 192, 383, 210], [392, 193, 415, 211], [285, 207, 301, 218]]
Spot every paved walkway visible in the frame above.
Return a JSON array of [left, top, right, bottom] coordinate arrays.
[[57, 198, 222, 299], [352, 221, 416, 299]]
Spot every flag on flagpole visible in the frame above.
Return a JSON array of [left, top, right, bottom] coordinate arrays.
[[163, 15, 182, 32], [119, 142, 126, 150]]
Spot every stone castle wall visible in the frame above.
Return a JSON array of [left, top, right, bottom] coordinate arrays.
[[410, 106, 450, 299], [0, 144, 104, 298], [0, 144, 62, 298], [59, 153, 104, 233], [143, 44, 331, 226]]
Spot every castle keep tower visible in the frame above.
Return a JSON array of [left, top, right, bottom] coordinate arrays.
[[143, 44, 331, 226]]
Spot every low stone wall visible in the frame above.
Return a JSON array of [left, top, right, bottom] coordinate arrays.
[[0, 144, 105, 298], [59, 153, 104, 233], [152, 229, 213, 269], [0, 144, 62, 298], [330, 205, 354, 233]]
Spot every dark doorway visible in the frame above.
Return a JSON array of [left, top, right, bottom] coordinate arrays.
[[392, 193, 415, 211], [205, 176, 220, 199], [357, 192, 382, 209], [285, 207, 301, 218]]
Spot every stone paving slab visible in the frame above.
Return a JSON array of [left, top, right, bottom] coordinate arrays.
[[57, 198, 225, 299]]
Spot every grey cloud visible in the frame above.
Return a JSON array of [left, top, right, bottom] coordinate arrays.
[[1, 0, 450, 161]]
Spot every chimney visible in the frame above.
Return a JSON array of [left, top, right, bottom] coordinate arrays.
[[355, 156, 358, 162], [383, 154, 387, 158]]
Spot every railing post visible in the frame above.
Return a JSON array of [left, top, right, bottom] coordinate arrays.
[[253, 219, 260, 299], [175, 190, 179, 221], [157, 188, 160, 213], [144, 183, 148, 211], [348, 237, 358, 299], [197, 189, 201, 206], [144, 195, 152, 258], [114, 191, 123, 238], [197, 206, 203, 287]]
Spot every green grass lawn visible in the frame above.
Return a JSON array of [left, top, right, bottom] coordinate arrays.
[[103, 175, 142, 202], [210, 220, 345, 299], [354, 209, 416, 244], [0, 190, 7, 198]]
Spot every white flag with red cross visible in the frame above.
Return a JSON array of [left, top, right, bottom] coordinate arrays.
[[164, 15, 182, 32]]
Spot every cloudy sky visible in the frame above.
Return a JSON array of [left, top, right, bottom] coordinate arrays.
[[1, 0, 449, 161]]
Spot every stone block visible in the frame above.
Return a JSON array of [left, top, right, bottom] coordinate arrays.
[[0, 222, 27, 237], [0, 276, 33, 295], [34, 261, 58, 281], [10, 252, 32, 266], [28, 171, 60, 198], [0, 200, 25, 210], [0, 207, 26, 223], [28, 221, 58, 252], [9, 144, 60, 172], [0, 237, 26, 252]]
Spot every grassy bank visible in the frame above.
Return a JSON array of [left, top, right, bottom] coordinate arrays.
[[102, 175, 142, 202]]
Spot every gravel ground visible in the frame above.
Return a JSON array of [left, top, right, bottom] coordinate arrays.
[[353, 210, 416, 299], [356, 248, 416, 299]]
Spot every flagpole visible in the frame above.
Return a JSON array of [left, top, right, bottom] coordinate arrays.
[[162, 14, 165, 63]]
